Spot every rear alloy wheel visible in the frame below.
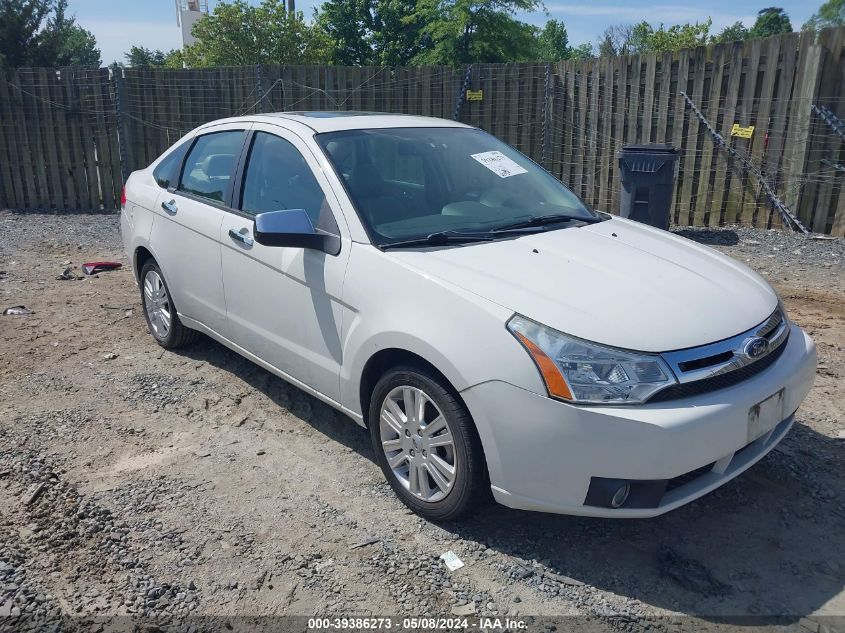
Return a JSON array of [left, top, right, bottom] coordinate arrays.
[[139, 260, 199, 349], [143, 269, 172, 340], [369, 366, 486, 521]]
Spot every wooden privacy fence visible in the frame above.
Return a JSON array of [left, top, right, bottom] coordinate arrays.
[[1, 26, 844, 235], [0, 67, 122, 212]]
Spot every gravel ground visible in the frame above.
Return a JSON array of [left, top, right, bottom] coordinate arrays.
[[0, 211, 843, 633]]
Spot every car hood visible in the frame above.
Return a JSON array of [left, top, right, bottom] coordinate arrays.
[[386, 217, 777, 352]]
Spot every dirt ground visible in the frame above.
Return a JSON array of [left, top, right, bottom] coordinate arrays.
[[0, 211, 843, 632]]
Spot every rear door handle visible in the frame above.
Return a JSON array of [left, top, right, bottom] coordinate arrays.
[[161, 199, 178, 214], [228, 228, 254, 247]]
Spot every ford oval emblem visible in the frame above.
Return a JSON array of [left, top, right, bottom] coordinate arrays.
[[743, 337, 770, 360]]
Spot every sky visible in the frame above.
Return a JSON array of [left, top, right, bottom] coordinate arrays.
[[67, 0, 820, 67]]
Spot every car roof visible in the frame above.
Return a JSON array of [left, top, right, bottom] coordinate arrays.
[[250, 111, 473, 133]]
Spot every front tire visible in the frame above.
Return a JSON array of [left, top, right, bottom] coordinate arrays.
[[139, 260, 199, 349], [369, 365, 486, 521]]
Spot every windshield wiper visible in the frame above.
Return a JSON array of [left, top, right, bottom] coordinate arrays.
[[493, 212, 603, 233], [380, 213, 603, 249], [381, 230, 495, 250]]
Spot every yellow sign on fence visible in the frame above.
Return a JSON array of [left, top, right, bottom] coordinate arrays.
[[466, 90, 483, 101], [731, 123, 755, 139]]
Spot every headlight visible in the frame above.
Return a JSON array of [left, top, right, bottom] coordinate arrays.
[[507, 315, 677, 404]]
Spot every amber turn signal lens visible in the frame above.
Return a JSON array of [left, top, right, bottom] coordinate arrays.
[[514, 332, 573, 401]]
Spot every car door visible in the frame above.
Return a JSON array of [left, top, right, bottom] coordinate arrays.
[[219, 124, 350, 402], [150, 124, 250, 337]]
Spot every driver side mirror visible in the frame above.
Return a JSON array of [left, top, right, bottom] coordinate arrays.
[[253, 209, 340, 255]]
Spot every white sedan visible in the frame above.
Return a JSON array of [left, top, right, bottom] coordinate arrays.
[[120, 112, 817, 520]]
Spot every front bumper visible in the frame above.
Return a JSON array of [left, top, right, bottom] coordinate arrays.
[[461, 324, 817, 518]]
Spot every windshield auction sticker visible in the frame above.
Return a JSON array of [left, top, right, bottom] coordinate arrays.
[[470, 151, 528, 178]]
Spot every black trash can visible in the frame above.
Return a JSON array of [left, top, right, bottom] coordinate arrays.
[[617, 144, 679, 230]]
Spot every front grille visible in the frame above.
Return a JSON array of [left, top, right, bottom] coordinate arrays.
[[758, 309, 784, 338], [650, 333, 788, 403], [678, 350, 733, 372]]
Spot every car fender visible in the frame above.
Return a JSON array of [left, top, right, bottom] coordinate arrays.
[[339, 243, 547, 479], [339, 243, 543, 413], [342, 327, 513, 484]]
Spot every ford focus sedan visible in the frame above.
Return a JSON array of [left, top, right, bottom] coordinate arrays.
[[120, 112, 817, 520]]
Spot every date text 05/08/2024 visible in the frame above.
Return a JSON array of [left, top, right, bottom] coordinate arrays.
[[307, 617, 528, 630]]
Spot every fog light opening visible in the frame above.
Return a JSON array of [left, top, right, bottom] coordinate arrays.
[[611, 482, 631, 508]]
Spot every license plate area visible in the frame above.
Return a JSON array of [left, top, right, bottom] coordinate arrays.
[[747, 389, 785, 443]]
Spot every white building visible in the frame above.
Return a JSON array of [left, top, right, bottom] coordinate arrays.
[[176, 0, 208, 48]]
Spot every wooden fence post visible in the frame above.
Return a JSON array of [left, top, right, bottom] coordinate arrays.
[[801, 28, 845, 234], [255, 64, 263, 114], [113, 68, 131, 182], [783, 30, 823, 221], [541, 63, 552, 169]]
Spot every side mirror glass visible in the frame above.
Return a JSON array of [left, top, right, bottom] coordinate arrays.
[[253, 209, 340, 254]]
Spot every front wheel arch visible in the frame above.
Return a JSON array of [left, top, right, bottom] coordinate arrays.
[[360, 348, 462, 429], [359, 348, 490, 482]]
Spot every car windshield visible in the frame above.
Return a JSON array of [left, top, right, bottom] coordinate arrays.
[[315, 127, 597, 246]]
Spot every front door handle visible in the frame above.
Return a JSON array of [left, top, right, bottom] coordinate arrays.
[[161, 199, 178, 214], [228, 228, 254, 247]]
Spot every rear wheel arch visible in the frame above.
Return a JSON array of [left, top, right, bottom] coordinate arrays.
[[138, 258, 199, 349], [134, 246, 155, 281]]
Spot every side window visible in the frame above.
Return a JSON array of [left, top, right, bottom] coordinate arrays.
[[152, 141, 189, 189], [240, 132, 338, 234], [178, 130, 246, 203]]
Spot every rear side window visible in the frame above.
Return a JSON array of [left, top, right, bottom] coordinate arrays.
[[153, 141, 190, 189], [178, 131, 246, 203], [240, 132, 338, 234]]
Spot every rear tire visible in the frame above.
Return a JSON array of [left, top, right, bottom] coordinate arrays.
[[139, 260, 199, 349], [369, 365, 486, 521]]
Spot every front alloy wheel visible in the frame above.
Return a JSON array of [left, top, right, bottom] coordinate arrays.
[[369, 365, 487, 521], [380, 386, 457, 502]]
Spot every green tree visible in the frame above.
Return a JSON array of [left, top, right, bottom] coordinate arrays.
[[41, 0, 100, 65], [711, 21, 749, 43], [410, 0, 540, 65], [183, 0, 327, 67], [568, 42, 593, 59], [314, 0, 426, 66], [803, 0, 845, 29], [628, 19, 712, 53], [0, 0, 53, 66], [627, 22, 650, 52], [371, 0, 429, 65], [125, 46, 183, 68], [0, 0, 99, 67], [749, 7, 792, 38], [315, 0, 373, 65], [55, 23, 100, 65], [534, 19, 569, 61]]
